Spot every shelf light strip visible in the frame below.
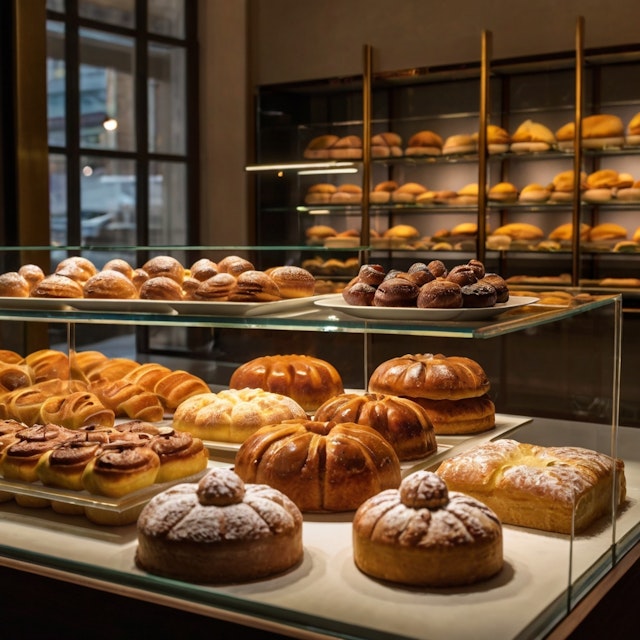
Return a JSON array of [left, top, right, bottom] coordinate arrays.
[[245, 161, 356, 172], [297, 167, 359, 175]]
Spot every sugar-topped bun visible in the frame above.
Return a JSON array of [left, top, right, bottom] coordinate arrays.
[[267, 266, 315, 298], [83, 270, 138, 299], [31, 274, 84, 298], [135, 467, 303, 583], [172, 387, 307, 442], [54, 257, 98, 283], [0, 272, 30, 297], [353, 470, 503, 586]]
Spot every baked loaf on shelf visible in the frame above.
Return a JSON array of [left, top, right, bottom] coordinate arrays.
[[353, 470, 503, 587], [234, 419, 401, 512], [314, 392, 437, 461], [135, 467, 304, 583], [172, 387, 307, 443], [228, 354, 344, 412], [436, 439, 626, 534], [368, 353, 495, 435]]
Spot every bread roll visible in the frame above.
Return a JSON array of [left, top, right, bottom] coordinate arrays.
[[492, 222, 544, 241], [188, 258, 218, 282], [329, 135, 362, 159], [510, 119, 556, 152], [304, 183, 337, 205], [518, 183, 551, 203], [442, 133, 476, 155], [488, 182, 518, 203], [405, 130, 444, 156], [193, 273, 237, 300], [454, 182, 479, 204], [31, 274, 84, 299], [411, 395, 496, 435], [473, 125, 510, 153], [18, 264, 45, 290], [268, 266, 315, 298], [556, 114, 625, 149], [0, 272, 30, 297], [54, 257, 98, 284], [216, 255, 255, 276], [102, 258, 136, 280], [549, 222, 591, 241], [371, 132, 403, 157], [436, 439, 626, 534], [626, 111, 640, 145], [83, 270, 138, 299], [589, 223, 627, 241], [303, 134, 339, 159], [391, 182, 427, 203]]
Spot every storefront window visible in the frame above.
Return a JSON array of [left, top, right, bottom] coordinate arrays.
[[79, 0, 135, 28]]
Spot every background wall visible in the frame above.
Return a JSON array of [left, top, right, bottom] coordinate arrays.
[[200, 0, 640, 244]]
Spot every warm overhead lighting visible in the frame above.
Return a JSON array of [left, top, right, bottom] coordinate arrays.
[[297, 167, 359, 175], [102, 116, 118, 131], [82, 165, 93, 177], [245, 161, 356, 172]]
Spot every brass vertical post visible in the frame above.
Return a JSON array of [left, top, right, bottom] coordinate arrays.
[[477, 30, 492, 265], [572, 17, 585, 288], [361, 43, 372, 264]]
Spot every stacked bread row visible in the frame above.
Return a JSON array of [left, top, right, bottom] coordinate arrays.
[[0, 348, 210, 427], [0, 419, 208, 523], [302, 113, 640, 161], [0, 255, 317, 302]]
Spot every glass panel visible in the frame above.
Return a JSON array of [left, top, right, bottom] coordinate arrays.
[[148, 0, 185, 38], [79, 29, 135, 151], [46, 0, 66, 12], [148, 43, 186, 154], [49, 153, 68, 248], [149, 160, 187, 248], [47, 21, 66, 147], [78, 0, 134, 28], [80, 155, 136, 267]]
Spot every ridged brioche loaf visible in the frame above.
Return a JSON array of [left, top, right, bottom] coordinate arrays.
[[314, 392, 437, 461], [229, 354, 344, 412], [234, 419, 401, 512]]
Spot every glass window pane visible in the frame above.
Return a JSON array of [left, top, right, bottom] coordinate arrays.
[[149, 161, 187, 249], [79, 29, 135, 151], [49, 153, 68, 247], [80, 156, 136, 266], [148, 0, 185, 38], [47, 21, 66, 147], [79, 0, 134, 28], [47, 0, 66, 12], [148, 43, 186, 154]]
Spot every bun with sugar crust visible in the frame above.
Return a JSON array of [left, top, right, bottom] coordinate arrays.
[[510, 119, 556, 152], [405, 130, 444, 156]]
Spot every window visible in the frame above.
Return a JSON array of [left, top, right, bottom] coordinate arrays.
[[46, 0, 198, 270]]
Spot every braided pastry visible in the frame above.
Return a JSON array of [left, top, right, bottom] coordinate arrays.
[[39, 390, 115, 430], [86, 357, 141, 382], [154, 370, 210, 411], [24, 349, 70, 382], [90, 379, 165, 422]]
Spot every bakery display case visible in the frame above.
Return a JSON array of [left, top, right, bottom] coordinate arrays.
[[250, 22, 640, 303], [0, 238, 638, 639]]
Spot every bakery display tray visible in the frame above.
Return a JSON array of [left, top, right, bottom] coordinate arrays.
[[0, 296, 323, 317], [315, 294, 539, 321], [0, 466, 209, 512]]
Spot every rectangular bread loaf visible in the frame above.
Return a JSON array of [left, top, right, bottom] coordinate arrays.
[[436, 439, 626, 534]]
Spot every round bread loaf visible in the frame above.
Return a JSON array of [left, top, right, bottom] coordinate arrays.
[[267, 266, 315, 298], [0, 272, 30, 297], [314, 393, 437, 461], [172, 387, 307, 442], [368, 353, 490, 401], [135, 467, 303, 583], [353, 470, 503, 587], [234, 419, 401, 512], [83, 270, 138, 299], [229, 354, 344, 412], [411, 395, 496, 435]]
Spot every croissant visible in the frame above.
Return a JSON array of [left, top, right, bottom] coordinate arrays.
[[153, 370, 210, 411], [123, 362, 172, 391], [24, 349, 70, 382], [0, 363, 34, 394], [39, 391, 115, 430], [71, 350, 109, 379], [86, 357, 141, 382], [90, 379, 165, 422]]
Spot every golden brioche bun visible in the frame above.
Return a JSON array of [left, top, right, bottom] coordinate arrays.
[[373, 180, 399, 192], [510, 119, 556, 151], [306, 225, 337, 239], [586, 169, 620, 189], [628, 112, 640, 135], [589, 223, 627, 241], [451, 222, 478, 236], [442, 134, 476, 155], [488, 182, 518, 202], [556, 114, 625, 148], [383, 224, 420, 239], [552, 170, 587, 192], [549, 223, 591, 241], [394, 182, 427, 195], [492, 222, 544, 241], [405, 130, 443, 155], [307, 183, 337, 194], [518, 183, 551, 202]]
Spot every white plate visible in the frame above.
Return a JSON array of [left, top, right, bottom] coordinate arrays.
[[0, 296, 77, 311], [69, 298, 176, 314], [170, 296, 321, 317], [314, 294, 539, 321]]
